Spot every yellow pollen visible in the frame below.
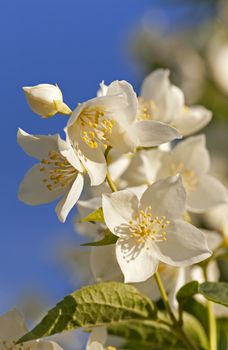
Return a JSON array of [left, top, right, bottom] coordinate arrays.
[[39, 151, 78, 191], [78, 105, 115, 149], [137, 97, 157, 121], [128, 206, 169, 243], [170, 162, 198, 193], [106, 347, 117, 350]]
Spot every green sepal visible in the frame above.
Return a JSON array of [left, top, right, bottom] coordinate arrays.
[[81, 229, 118, 246], [80, 207, 104, 223]]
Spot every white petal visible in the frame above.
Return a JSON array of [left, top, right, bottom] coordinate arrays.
[[23, 84, 62, 103], [17, 129, 60, 160], [59, 137, 84, 172], [97, 81, 108, 97], [77, 136, 107, 186], [55, 174, 84, 222], [67, 94, 127, 129], [107, 80, 138, 124], [140, 69, 184, 123], [140, 69, 170, 107], [86, 327, 107, 350], [121, 149, 162, 187], [90, 245, 122, 282], [0, 309, 27, 341], [18, 164, 66, 205], [140, 175, 186, 219], [168, 267, 186, 310], [116, 238, 159, 283], [187, 175, 228, 213], [108, 150, 132, 181], [174, 106, 212, 136], [109, 123, 136, 153], [102, 190, 139, 235], [130, 120, 181, 147], [201, 230, 223, 251], [155, 220, 211, 266], [171, 135, 210, 175]]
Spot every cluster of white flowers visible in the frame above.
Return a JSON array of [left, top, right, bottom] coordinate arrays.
[[18, 69, 228, 349]]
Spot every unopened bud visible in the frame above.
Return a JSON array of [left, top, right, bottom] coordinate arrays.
[[23, 84, 72, 118]]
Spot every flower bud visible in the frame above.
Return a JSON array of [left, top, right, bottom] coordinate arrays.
[[23, 84, 72, 118]]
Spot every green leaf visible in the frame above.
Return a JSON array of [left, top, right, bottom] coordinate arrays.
[[81, 229, 117, 246], [176, 281, 199, 306], [80, 207, 104, 223], [199, 282, 228, 307], [181, 298, 209, 334], [108, 319, 186, 349], [217, 317, 228, 350], [182, 312, 208, 350], [17, 282, 157, 343]]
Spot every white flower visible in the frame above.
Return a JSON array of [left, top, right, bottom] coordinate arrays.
[[23, 84, 72, 118], [157, 135, 228, 213], [139, 69, 212, 136], [208, 35, 228, 95], [66, 81, 180, 186], [204, 204, 228, 237], [119, 149, 162, 188], [86, 327, 107, 350], [102, 175, 211, 283], [0, 308, 63, 350], [18, 128, 84, 222], [86, 327, 118, 350]]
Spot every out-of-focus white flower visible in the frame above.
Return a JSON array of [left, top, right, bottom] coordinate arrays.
[[0, 308, 64, 350], [208, 34, 228, 96], [67, 80, 180, 186], [102, 175, 211, 283], [157, 135, 228, 213], [86, 327, 117, 350], [23, 84, 72, 118], [119, 149, 162, 188], [18, 129, 85, 222], [204, 204, 228, 237], [139, 69, 212, 136]]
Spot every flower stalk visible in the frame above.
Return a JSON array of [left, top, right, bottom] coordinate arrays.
[[154, 271, 199, 350], [203, 267, 217, 350]]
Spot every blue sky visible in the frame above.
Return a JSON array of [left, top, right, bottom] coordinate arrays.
[[0, 0, 155, 315]]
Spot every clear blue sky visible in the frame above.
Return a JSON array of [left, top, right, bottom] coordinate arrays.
[[0, 0, 155, 314]]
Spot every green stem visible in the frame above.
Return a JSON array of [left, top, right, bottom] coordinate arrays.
[[208, 301, 217, 350], [154, 272, 176, 323], [154, 271, 198, 350], [106, 171, 117, 192], [104, 146, 117, 193], [203, 268, 217, 350]]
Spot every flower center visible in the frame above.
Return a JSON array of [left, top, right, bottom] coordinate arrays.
[[137, 97, 157, 121], [170, 162, 198, 193], [128, 206, 170, 244], [39, 151, 78, 191], [78, 106, 115, 149], [106, 347, 117, 350]]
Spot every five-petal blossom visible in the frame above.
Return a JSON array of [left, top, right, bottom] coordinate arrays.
[[102, 175, 211, 283], [18, 128, 85, 222]]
